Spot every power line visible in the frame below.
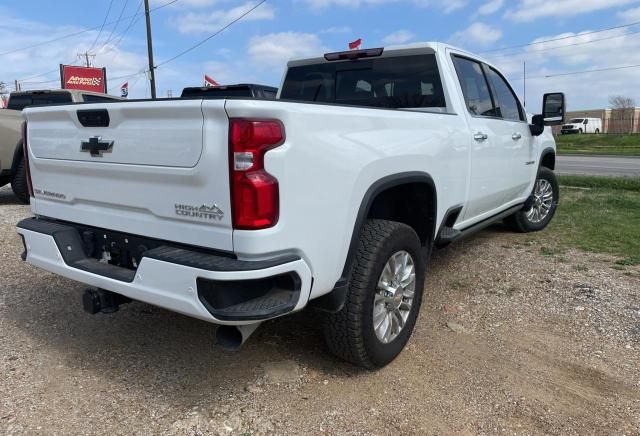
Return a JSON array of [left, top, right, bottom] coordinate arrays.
[[101, 0, 131, 48], [479, 20, 640, 54], [11, 0, 165, 87], [87, 0, 116, 52], [0, 0, 177, 57], [486, 28, 640, 60], [156, 0, 267, 68], [108, 1, 144, 52], [102, 0, 267, 92], [109, 69, 147, 82], [511, 63, 640, 81]]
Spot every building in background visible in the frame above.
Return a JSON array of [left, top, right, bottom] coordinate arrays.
[[552, 108, 640, 135]]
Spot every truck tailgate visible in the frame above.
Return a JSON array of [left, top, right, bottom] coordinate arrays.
[[24, 99, 234, 251]]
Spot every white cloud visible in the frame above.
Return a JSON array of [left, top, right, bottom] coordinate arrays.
[[321, 26, 353, 34], [487, 29, 640, 110], [150, 0, 218, 7], [477, 0, 504, 15], [618, 6, 640, 22], [175, 2, 275, 34], [450, 22, 502, 48], [436, 0, 467, 13], [505, 0, 638, 22], [303, 0, 467, 13], [0, 13, 148, 97], [382, 30, 416, 44], [248, 32, 327, 69], [303, 0, 395, 7]]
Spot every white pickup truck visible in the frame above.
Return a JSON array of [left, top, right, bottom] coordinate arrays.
[[17, 43, 564, 368]]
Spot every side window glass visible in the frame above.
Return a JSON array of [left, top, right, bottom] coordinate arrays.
[[452, 56, 495, 117], [485, 67, 524, 121]]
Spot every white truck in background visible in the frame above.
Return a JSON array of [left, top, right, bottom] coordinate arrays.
[[17, 43, 565, 368], [561, 117, 602, 134]]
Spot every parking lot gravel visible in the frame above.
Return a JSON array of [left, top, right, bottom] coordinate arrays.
[[1, 185, 639, 435]]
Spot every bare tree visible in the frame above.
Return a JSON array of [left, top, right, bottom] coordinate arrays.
[[608, 95, 636, 134], [609, 95, 636, 109]]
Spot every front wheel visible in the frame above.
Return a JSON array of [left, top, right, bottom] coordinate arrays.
[[505, 167, 559, 233], [323, 220, 426, 368]]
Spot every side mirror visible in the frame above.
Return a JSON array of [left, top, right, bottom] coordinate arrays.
[[530, 92, 565, 137], [542, 92, 565, 126]]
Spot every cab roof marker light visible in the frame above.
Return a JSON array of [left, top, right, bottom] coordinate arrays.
[[324, 48, 384, 61]]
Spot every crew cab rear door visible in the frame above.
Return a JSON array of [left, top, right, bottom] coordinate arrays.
[[449, 53, 533, 221]]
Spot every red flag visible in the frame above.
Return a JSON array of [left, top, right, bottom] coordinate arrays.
[[1, 95, 7, 108], [204, 74, 219, 87], [348, 38, 362, 50]]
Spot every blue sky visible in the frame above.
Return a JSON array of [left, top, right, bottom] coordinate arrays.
[[1, 0, 640, 109]]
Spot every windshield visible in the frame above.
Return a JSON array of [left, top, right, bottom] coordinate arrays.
[[280, 54, 446, 109], [7, 92, 72, 111], [569, 118, 584, 123]]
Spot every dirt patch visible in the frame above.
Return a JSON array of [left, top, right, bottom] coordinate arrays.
[[1, 186, 638, 435]]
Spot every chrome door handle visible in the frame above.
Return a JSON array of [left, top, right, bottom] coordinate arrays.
[[512, 133, 522, 140], [473, 132, 488, 142]]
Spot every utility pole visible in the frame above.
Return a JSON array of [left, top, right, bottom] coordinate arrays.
[[523, 61, 526, 108], [144, 0, 157, 99], [77, 51, 96, 67], [14, 79, 20, 92]]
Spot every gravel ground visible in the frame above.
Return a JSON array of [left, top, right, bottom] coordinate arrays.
[[1, 185, 639, 435]]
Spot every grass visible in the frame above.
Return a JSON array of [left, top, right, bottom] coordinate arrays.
[[557, 175, 640, 191], [544, 176, 640, 265], [555, 134, 640, 156]]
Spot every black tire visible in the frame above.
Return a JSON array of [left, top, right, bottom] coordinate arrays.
[[578, 128, 583, 134], [11, 158, 30, 204], [595, 129, 600, 134], [505, 167, 559, 233], [323, 219, 426, 368]]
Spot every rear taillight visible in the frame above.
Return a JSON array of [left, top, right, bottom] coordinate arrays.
[[22, 122, 34, 198], [229, 119, 284, 230]]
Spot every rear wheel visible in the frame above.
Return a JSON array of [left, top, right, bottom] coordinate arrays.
[[11, 158, 30, 204], [505, 167, 559, 233], [323, 220, 426, 368]]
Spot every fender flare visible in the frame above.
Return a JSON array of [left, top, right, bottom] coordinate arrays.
[[11, 140, 24, 176], [311, 171, 437, 313], [539, 147, 556, 171]]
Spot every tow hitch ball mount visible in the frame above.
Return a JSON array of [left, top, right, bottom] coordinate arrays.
[[82, 288, 131, 314]]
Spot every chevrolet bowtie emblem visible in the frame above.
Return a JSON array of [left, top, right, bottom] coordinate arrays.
[[81, 136, 114, 157]]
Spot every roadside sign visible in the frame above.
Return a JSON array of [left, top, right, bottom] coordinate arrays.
[[60, 65, 107, 93]]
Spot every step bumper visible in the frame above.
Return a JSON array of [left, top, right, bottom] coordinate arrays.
[[17, 217, 312, 325]]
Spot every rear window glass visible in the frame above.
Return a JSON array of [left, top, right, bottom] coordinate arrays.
[[82, 94, 119, 103], [181, 87, 254, 98], [7, 92, 72, 111], [280, 54, 446, 109]]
